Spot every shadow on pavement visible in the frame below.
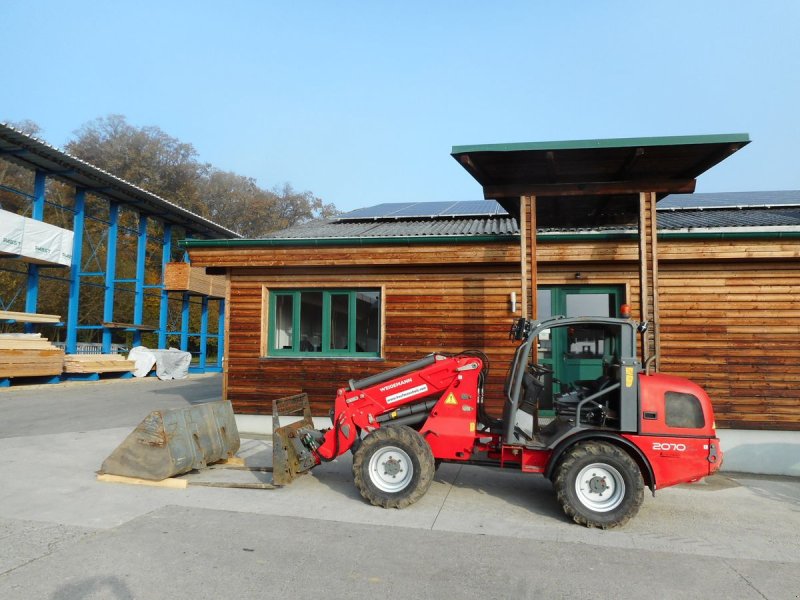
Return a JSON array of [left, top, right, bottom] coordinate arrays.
[[149, 378, 222, 404]]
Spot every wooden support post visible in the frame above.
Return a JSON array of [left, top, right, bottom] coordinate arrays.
[[217, 297, 225, 371], [528, 195, 538, 319], [638, 191, 660, 370], [519, 196, 528, 319], [650, 191, 661, 370]]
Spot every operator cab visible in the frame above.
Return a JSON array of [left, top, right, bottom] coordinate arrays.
[[503, 317, 641, 447]]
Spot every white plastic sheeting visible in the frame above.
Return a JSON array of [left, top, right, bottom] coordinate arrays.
[[0, 211, 26, 256], [0, 208, 74, 266], [127, 346, 192, 380]]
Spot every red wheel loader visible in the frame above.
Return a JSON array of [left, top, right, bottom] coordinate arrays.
[[274, 316, 722, 528]]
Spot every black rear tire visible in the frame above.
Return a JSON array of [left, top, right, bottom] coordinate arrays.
[[352, 425, 435, 509], [554, 441, 644, 528]]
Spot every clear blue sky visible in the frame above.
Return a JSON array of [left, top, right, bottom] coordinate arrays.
[[2, 1, 798, 212]]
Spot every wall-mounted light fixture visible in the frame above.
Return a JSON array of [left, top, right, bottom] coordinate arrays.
[[510, 291, 517, 313], [575, 272, 583, 279]]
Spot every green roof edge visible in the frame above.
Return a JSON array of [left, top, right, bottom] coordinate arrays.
[[451, 133, 751, 155], [180, 234, 516, 248], [181, 227, 800, 249]]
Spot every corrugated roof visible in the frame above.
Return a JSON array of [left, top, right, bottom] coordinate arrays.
[[658, 207, 800, 230], [336, 200, 507, 220], [265, 216, 519, 239], [274, 192, 800, 239], [660, 190, 800, 210], [185, 191, 800, 247], [0, 122, 240, 239]]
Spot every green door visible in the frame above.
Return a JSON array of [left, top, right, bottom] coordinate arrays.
[[536, 286, 625, 395]]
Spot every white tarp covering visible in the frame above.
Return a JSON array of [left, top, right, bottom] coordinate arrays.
[[0, 208, 73, 266], [127, 346, 192, 380], [59, 229, 75, 267], [0, 211, 26, 256], [20, 218, 63, 264]]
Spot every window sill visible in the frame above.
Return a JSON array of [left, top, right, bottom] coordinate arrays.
[[259, 356, 385, 362]]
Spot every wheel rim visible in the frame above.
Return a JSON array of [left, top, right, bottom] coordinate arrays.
[[574, 463, 625, 512], [368, 445, 414, 493]]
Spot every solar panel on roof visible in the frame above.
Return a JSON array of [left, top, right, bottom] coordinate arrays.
[[660, 191, 800, 210], [389, 202, 459, 218], [443, 201, 508, 216], [335, 200, 507, 221], [336, 203, 418, 220]]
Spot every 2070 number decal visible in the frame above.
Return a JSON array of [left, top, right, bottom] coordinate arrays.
[[652, 442, 687, 452]]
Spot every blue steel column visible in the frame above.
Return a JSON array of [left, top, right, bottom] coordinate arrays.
[[65, 189, 86, 354], [24, 170, 47, 332], [198, 296, 209, 371], [102, 202, 119, 353], [180, 293, 190, 351], [132, 214, 148, 347], [157, 224, 172, 348], [217, 298, 225, 369]]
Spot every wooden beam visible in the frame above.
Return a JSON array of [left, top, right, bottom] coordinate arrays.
[[679, 143, 745, 179], [483, 178, 696, 199], [102, 321, 157, 331], [530, 196, 538, 320], [650, 191, 661, 372], [164, 262, 226, 298], [616, 147, 645, 179], [0, 310, 61, 323], [545, 151, 558, 182], [519, 196, 528, 319], [457, 154, 490, 184]]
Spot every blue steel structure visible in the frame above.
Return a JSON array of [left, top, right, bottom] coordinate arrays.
[[0, 123, 238, 384]]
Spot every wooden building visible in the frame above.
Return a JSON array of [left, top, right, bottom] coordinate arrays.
[[184, 136, 800, 442]]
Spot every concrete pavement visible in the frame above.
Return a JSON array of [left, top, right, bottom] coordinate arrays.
[[1, 376, 799, 599]]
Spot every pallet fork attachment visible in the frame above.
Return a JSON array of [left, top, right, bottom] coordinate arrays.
[[272, 393, 318, 486]]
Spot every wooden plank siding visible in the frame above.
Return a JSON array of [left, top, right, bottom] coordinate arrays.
[[191, 233, 800, 431], [657, 262, 800, 431], [189, 243, 518, 269], [226, 266, 523, 416]]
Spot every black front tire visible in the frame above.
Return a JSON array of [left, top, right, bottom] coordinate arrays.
[[554, 441, 644, 528], [352, 425, 435, 509]]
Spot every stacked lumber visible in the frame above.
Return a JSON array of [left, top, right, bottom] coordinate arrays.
[[164, 262, 226, 298], [0, 333, 64, 378], [63, 353, 136, 374], [0, 310, 61, 324]]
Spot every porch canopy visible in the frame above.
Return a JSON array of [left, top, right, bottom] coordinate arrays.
[[451, 133, 750, 226], [451, 133, 751, 364]]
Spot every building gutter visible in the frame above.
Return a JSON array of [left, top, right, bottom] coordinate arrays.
[[181, 228, 800, 249], [180, 234, 517, 248]]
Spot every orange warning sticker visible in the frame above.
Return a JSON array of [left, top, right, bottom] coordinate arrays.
[[444, 393, 458, 405], [469, 422, 476, 432]]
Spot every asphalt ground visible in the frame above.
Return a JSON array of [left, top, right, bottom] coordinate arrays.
[[1, 375, 799, 599]]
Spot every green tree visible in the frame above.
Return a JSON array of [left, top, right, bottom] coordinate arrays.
[[66, 115, 209, 217], [66, 115, 338, 237]]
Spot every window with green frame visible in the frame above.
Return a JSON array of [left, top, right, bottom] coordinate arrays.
[[267, 289, 381, 357]]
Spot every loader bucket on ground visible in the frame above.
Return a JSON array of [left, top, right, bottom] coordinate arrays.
[[272, 393, 317, 486], [100, 400, 240, 481]]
